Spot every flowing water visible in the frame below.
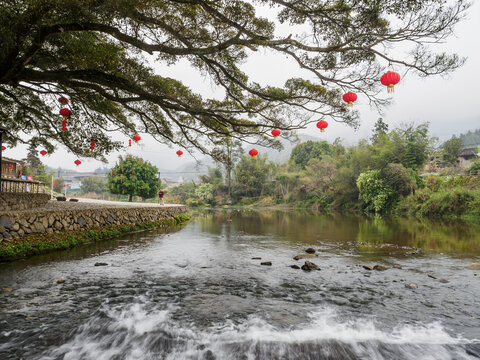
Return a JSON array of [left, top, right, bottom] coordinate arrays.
[[1, 210, 480, 360]]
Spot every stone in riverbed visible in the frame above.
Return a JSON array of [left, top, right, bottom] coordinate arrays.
[[466, 263, 480, 270], [305, 248, 316, 254], [373, 265, 388, 271], [405, 283, 418, 289], [251, 257, 262, 260], [362, 265, 373, 270], [57, 279, 65, 284], [301, 261, 320, 271], [290, 265, 300, 269], [94, 262, 108, 266], [293, 254, 317, 260], [260, 261, 272, 266]]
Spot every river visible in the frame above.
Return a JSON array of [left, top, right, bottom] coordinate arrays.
[[1, 210, 479, 359]]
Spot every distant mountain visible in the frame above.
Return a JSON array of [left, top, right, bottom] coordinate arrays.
[[458, 129, 480, 148], [159, 133, 331, 183]]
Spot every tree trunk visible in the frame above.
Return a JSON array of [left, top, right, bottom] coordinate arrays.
[[227, 165, 232, 202], [128, 194, 133, 202]]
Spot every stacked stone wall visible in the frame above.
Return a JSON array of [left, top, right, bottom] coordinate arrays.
[[0, 206, 187, 242], [0, 193, 50, 211]]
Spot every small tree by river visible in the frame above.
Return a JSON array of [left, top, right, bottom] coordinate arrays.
[[107, 156, 158, 202]]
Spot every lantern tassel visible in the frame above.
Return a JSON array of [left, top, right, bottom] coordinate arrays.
[[251, 155, 256, 160], [387, 84, 395, 94], [320, 129, 325, 133], [348, 101, 353, 107]]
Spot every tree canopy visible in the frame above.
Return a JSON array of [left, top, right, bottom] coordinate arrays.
[[442, 136, 463, 164], [107, 155, 158, 201], [80, 176, 107, 194], [0, 0, 468, 161], [290, 140, 332, 168]]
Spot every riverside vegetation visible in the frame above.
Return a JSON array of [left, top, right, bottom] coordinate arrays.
[[167, 122, 480, 220]]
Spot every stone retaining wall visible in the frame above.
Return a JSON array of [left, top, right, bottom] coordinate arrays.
[[0, 193, 51, 211], [0, 206, 187, 242]]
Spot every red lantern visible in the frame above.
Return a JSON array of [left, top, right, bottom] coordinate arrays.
[[59, 108, 72, 118], [121, 177, 123, 183], [176, 150, 183, 157], [58, 96, 69, 105], [90, 139, 95, 151], [141, 185, 143, 189], [10, 165, 13, 170], [343, 92, 358, 107], [316, 120, 328, 132], [128, 139, 132, 147], [18, 165, 21, 170], [132, 169, 135, 174], [271, 129, 281, 138], [74, 160, 81, 167], [110, 171, 113, 176], [1, 146, 5, 151], [133, 135, 141, 143], [40, 150, 47, 156], [249, 149, 259, 159], [380, 71, 401, 93]]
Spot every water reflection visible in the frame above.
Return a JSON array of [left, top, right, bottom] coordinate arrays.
[[197, 209, 480, 255]]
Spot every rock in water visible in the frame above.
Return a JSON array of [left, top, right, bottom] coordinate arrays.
[[251, 257, 262, 260], [57, 279, 65, 284], [94, 262, 108, 266], [405, 283, 418, 289], [301, 261, 320, 271], [293, 254, 317, 260], [260, 261, 272, 266], [373, 265, 388, 271], [290, 265, 300, 269], [466, 263, 480, 270], [362, 265, 373, 271], [305, 248, 316, 254]]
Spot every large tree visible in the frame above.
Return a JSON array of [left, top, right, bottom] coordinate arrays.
[[442, 136, 463, 164], [0, 0, 468, 161], [107, 155, 158, 201], [290, 140, 332, 168], [80, 176, 107, 194]]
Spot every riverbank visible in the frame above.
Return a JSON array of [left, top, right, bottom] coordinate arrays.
[[0, 199, 189, 260]]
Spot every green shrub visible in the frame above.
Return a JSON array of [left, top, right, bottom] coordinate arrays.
[[357, 170, 396, 214], [417, 189, 477, 218]]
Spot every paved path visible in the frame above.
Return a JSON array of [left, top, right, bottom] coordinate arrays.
[[74, 198, 183, 208], [1, 198, 185, 214]]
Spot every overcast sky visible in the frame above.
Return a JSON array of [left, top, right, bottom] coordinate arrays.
[[5, 1, 480, 172]]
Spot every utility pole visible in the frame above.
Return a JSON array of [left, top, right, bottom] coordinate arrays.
[[0, 127, 6, 193], [158, 171, 161, 189]]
